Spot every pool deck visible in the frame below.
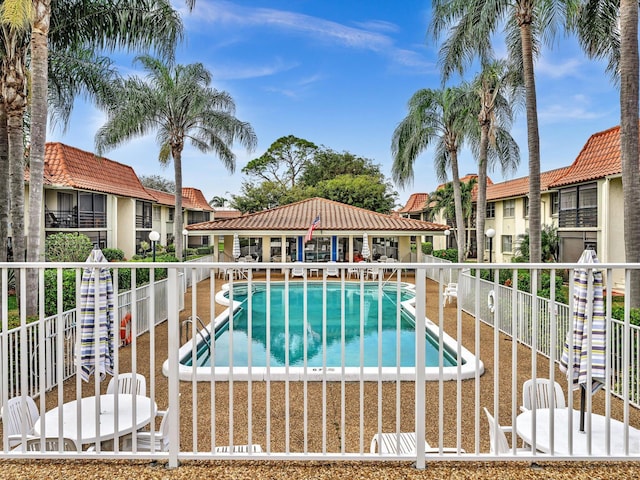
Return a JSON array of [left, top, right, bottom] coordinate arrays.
[[4, 271, 640, 479]]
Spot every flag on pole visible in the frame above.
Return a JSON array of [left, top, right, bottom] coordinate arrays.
[[305, 214, 321, 242]]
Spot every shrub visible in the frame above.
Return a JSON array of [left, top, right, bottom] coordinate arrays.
[[422, 242, 433, 255], [44, 269, 77, 316], [612, 305, 640, 327], [102, 248, 125, 262], [166, 244, 175, 253], [45, 233, 93, 262], [197, 246, 213, 255], [432, 248, 458, 262]]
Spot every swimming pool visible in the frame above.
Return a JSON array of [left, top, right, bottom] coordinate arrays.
[[169, 281, 483, 381]]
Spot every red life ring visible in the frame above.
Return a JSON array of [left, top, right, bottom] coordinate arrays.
[[120, 313, 132, 345]]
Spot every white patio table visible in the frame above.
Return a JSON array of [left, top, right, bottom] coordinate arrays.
[[33, 394, 156, 445], [516, 407, 640, 456]]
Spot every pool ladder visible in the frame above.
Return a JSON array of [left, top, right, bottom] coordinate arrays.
[[181, 315, 212, 352]]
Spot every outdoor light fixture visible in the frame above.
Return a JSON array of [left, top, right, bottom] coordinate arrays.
[[182, 229, 189, 261], [485, 228, 496, 263], [149, 231, 160, 263], [444, 229, 450, 249]]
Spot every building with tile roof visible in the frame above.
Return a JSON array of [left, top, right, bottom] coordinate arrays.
[[405, 123, 630, 290], [187, 197, 449, 263], [34, 143, 215, 258]]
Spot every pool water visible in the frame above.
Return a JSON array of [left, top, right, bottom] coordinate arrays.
[[182, 282, 458, 369]]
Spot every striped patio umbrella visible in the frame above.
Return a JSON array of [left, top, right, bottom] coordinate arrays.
[[560, 248, 606, 431], [77, 248, 115, 382], [361, 233, 370, 260], [233, 233, 241, 259]]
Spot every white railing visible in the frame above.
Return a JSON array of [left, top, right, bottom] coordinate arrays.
[[1, 261, 640, 466], [458, 268, 640, 408], [0, 270, 182, 400]]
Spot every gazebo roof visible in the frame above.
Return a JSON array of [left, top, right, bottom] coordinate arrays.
[[186, 197, 449, 234]]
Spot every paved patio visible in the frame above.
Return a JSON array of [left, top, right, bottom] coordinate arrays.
[[3, 270, 640, 478]]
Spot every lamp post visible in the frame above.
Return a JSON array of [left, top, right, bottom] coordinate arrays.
[[444, 229, 450, 249], [485, 228, 496, 263], [182, 229, 189, 261], [149, 231, 160, 262]]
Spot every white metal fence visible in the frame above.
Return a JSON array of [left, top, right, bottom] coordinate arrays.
[[1, 261, 640, 466]]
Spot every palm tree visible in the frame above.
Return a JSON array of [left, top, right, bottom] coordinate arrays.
[[573, 1, 640, 305], [428, 178, 477, 258], [391, 87, 471, 263], [467, 59, 521, 263], [21, 0, 184, 314], [95, 56, 257, 260], [430, 0, 580, 265]]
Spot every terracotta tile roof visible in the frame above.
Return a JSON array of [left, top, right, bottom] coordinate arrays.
[[397, 193, 429, 214], [187, 197, 449, 233], [42, 143, 155, 200], [486, 167, 571, 201], [213, 208, 242, 219], [549, 124, 626, 188], [435, 174, 489, 191], [146, 187, 214, 211], [146, 188, 176, 206], [183, 187, 214, 211]]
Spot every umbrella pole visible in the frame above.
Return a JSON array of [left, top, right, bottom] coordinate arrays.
[[580, 384, 586, 432]]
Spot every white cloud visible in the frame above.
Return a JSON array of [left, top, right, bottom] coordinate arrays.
[[210, 59, 298, 80], [190, 0, 428, 70], [536, 57, 583, 79]]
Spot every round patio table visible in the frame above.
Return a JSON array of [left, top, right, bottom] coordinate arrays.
[[516, 407, 640, 456], [33, 394, 156, 445]]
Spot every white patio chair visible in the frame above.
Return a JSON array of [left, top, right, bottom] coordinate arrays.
[[290, 262, 305, 278], [483, 407, 531, 455], [121, 408, 170, 452], [324, 261, 340, 278], [347, 265, 361, 279], [442, 283, 458, 306], [106, 373, 146, 396], [2, 396, 39, 447], [214, 444, 263, 453], [521, 379, 566, 412], [366, 267, 380, 281], [23, 437, 78, 452], [370, 432, 463, 455]]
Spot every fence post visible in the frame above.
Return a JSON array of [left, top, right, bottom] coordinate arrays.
[[167, 268, 180, 468], [415, 268, 426, 469]]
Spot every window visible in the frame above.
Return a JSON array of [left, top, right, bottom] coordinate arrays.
[[503, 199, 515, 218], [153, 206, 161, 221], [78, 192, 106, 228], [136, 201, 152, 228], [501, 235, 513, 253], [551, 192, 559, 215], [168, 208, 175, 222], [558, 183, 597, 228], [486, 202, 495, 219], [523, 197, 529, 218]]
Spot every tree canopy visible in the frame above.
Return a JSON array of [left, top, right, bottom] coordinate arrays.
[[231, 138, 397, 214], [139, 174, 175, 193]]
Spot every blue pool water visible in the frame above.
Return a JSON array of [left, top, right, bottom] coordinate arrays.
[[182, 282, 458, 368]]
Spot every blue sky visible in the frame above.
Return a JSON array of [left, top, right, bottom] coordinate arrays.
[[48, 0, 620, 207]]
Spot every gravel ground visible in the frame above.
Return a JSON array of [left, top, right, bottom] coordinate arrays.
[[2, 271, 640, 479]]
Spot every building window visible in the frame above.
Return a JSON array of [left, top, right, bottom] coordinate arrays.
[[503, 199, 515, 218], [486, 202, 495, 219], [523, 197, 529, 218], [136, 201, 152, 228], [559, 183, 597, 228], [78, 192, 106, 228], [551, 192, 559, 215], [153, 206, 161, 221], [501, 235, 513, 253], [168, 208, 174, 222]]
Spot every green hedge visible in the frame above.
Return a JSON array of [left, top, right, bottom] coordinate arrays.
[[432, 248, 458, 262], [43, 254, 178, 317]]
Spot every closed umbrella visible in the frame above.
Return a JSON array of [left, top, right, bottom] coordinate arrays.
[[361, 233, 370, 260], [77, 248, 115, 382], [560, 249, 607, 431], [233, 233, 241, 259]]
